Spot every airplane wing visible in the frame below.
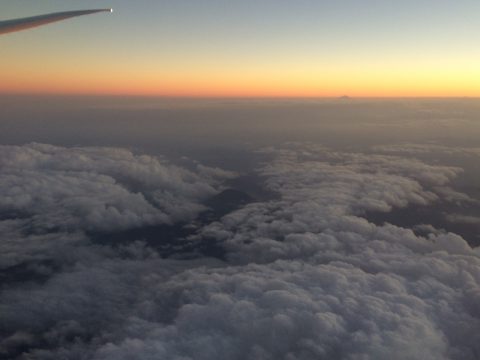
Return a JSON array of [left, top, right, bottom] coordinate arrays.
[[0, 9, 112, 35]]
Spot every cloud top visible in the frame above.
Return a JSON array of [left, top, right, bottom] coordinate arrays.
[[1, 142, 480, 360], [0, 143, 235, 232]]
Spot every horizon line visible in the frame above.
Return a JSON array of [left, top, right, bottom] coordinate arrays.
[[0, 92, 479, 100]]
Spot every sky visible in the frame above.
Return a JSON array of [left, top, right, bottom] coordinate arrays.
[[1, 0, 480, 97]]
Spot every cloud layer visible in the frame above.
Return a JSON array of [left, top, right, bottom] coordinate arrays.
[[1, 143, 480, 360], [0, 143, 235, 232], [0, 143, 235, 270]]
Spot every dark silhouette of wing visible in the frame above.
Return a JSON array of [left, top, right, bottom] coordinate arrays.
[[0, 9, 112, 35]]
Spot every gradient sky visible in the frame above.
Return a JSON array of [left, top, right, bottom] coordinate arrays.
[[1, 0, 480, 97]]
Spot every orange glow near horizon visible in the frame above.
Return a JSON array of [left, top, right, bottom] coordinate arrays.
[[2, 38, 480, 98], [2, 1, 480, 98], [2, 66, 480, 98]]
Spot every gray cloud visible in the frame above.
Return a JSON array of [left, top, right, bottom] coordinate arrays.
[[1, 143, 480, 360], [445, 213, 480, 225], [0, 143, 236, 277], [372, 143, 480, 157], [0, 143, 235, 233]]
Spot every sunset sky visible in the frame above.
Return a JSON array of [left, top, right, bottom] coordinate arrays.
[[2, 0, 480, 97]]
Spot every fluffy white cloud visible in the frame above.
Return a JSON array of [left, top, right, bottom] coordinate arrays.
[[0, 143, 236, 276], [197, 144, 467, 263], [0, 143, 236, 233]]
